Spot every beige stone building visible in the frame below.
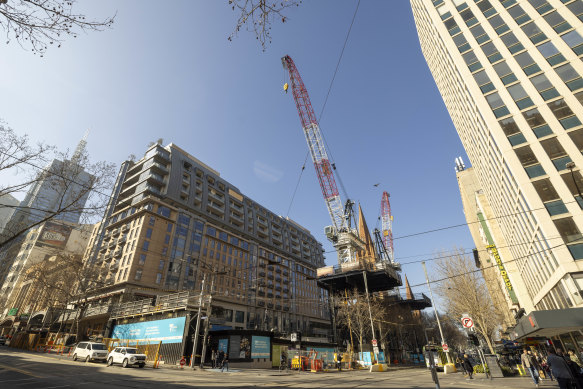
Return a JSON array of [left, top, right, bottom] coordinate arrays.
[[81, 143, 330, 339]]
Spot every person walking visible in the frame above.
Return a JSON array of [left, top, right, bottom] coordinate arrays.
[[463, 354, 473, 380], [456, 356, 467, 376], [522, 348, 540, 387], [211, 349, 217, 369], [569, 350, 583, 371], [221, 353, 229, 372], [548, 349, 575, 389]]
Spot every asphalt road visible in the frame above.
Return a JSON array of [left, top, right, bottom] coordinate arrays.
[[0, 347, 559, 388]]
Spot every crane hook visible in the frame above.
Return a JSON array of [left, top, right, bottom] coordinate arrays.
[[283, 83, 289, 94]]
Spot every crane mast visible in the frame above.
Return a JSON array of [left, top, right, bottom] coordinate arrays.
[[282, 55, 364, 265], [380, 191, 394, 263]]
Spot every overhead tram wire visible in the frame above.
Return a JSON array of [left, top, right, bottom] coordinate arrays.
[[0, 145, 578, 260], [284, 0, 361, 216]]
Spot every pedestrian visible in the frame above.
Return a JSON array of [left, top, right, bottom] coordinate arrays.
[[456, 356, 467, 376], [221, 353, 229, 372], [218, 350, 225, 368], [463, 354, 473, 380], [569, 350, 583, 371], [521, 348, 540, 387], [337, 353, 343, 371], [211, 349, 217, 369], [548, 349, 575, 389]]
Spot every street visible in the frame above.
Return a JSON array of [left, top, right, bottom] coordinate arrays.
[[0, 348, 559, 388]]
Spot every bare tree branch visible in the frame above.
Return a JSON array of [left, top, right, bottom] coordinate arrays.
[[0, 0, 115, 56], [228, 0, 301, 51]]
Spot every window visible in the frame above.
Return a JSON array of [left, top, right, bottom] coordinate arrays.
[[207, 226, 216, 237], [462, 50, 482, 71], [139, 254, 146, 265], [219, 231, 228, 242], [522, 108, 553, 137], [470, 24, 489, 44], [548, 99, 582, 129], [235, 311, 245, 323], [508, 5, 531, 25], [493, 61, 517, 84], [481, 41, 503, 63], [515, 146, 539, 167], [164, 234, 170, 244], [555, 64, 583, 91], [157, 206, 171, 218], [528, 0, 553, 15], [544, 11, 571, 33], [155, 273, 162, 284], [142, 240, 150, 251], [533, 178, 560, 202], [149, 217, 156, 226], [568, 128, 583, 153], [489, 15, 510, 35], [499, 117, 520, 136], [473, 70, 495, 93], [541, 137, 569, 164], [515, 52, 541, 75], [522, 22, 547, 44], [567, 0, 583, 22], [562, 30, 583, 55], [158, 260, 165, 270], [537, 41, 567, 65], [444, 17, 461, 35], [554, 217, 583, 244], [460, 9, 478, 26], [507, 84, 534, 109], [530, 74, 560, 100], [167, 223, 173, 233], [500, 32, 524, 53], [477, 0, 496, 17], [135, 269, 143, 281], [146, 228, 153, 238]]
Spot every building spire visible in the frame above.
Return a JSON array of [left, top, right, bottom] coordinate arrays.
[[72, 129, 89, 163], [356, 203, 376, 265], [404, 274, 414, 300]]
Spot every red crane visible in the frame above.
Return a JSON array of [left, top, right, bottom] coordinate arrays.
[[282, 55, 363, 265]]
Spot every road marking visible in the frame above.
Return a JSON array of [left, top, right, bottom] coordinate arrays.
[[0, 363, 44, 378], [0, 378, 37, 383]]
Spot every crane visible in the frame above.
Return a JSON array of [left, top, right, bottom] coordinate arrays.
[[282, 55, 364, 266], [380, 191, 394, 263]]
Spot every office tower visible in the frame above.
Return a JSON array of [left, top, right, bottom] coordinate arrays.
[[412, 0, 583, 333]]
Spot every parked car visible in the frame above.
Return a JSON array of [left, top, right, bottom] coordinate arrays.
[[0, 336, 6, 345], [72, 342, 109, 362], [106, 347, 147, 368]]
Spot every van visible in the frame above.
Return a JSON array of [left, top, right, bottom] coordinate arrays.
[[72, 342, 108, 362]]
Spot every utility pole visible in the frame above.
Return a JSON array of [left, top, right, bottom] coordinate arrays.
[[190, 274, 205, 369], [421, 261, 452, 364], [362, 271, 378, 362]]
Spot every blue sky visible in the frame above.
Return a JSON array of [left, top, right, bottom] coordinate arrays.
[[0, 0, 474, 296]]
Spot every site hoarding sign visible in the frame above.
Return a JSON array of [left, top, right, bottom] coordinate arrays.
[[218, 338, 229, 354], [111, 317, 186, 344], [251, 336, 270, 359], [37, 222, 72, 249]]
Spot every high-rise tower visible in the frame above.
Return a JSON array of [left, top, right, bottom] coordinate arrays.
[[411, 0, 583, 323]]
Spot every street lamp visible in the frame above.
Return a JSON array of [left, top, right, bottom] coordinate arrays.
[[421, 261, 452, 364], [566, 162, 583, 204]]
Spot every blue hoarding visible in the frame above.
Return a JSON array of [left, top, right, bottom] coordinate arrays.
[[111, 317, 185, 344], [251, 336, 270, 359], [218, 338, 229, 354]]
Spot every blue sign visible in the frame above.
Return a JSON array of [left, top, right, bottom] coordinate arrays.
[[111, 317, 185, 344], [218, 338, 229, 354], [251, 336, 270, 359]]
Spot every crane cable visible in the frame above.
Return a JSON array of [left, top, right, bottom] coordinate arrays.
[[286, 0, 362, 216]]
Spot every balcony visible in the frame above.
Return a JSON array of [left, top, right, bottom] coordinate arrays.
[[150, 161, 168, 174], [121, 225, 129, 233], [208, 191, 225, 205], [207, 201, 225, 214], [104, 253, 113, 263], [258, 301, 265, 307], [147, 173, 165, 185], [275, 268, 281, 274], [267, 303, 273, 309], [99, 246, 107, 253], [275, 304, 282, 310], [258, 262, 266, 268], [113, 249, 122, 258], [283, 288, 289, 294], [282, 279, 289, 284], [258, 271, 266, 277], [275, 286, 281, 291], [267, 293, 274, 298], [117, 236, 127, 245], [108, 241, 115, 248], [275, 277, 281, 282], [112, 228, 120, 236], [109, 262, 119, 271], [283, 306, 290, 312]]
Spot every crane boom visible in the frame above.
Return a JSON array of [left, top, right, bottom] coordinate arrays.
[[380, 191, 394, 263], [282, 55, 364, 265], [281, 55, 346, 232]]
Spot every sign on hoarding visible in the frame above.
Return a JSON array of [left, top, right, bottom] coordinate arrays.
[[218, 338, 229, 354], [251, 336, 270, 359], [37, 222, 72, 249], [111, 317, 185, 344]]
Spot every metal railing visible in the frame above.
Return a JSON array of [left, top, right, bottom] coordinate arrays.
[[110, 291, 205, 318], [317, 260, 402, 282]]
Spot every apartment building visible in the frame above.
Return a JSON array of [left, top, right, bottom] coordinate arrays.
[[412, 0, 583, 343], [83, 143, 330, 339]]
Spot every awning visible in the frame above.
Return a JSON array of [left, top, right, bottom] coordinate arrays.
[[512, 308, 583, 340]]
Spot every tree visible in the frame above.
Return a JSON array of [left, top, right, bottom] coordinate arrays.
[[228, 0, 301, 51], [335, 288, 383, 353], [0, 123, 116, 252], [433, 248, 503, 353], [0, 0, 115, 56]]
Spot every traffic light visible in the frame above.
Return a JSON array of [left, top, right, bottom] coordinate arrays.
[[468, 334, 480, 346]]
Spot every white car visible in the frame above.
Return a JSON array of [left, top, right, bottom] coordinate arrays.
[[106, 347, 147, 368], [72, 342, 109, 362]]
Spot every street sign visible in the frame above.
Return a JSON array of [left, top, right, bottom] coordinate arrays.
[[372, 339, 377, 347], [442, 343, 449, 352], [461, 316, 474, 329], [373, 346, 379, 355]]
